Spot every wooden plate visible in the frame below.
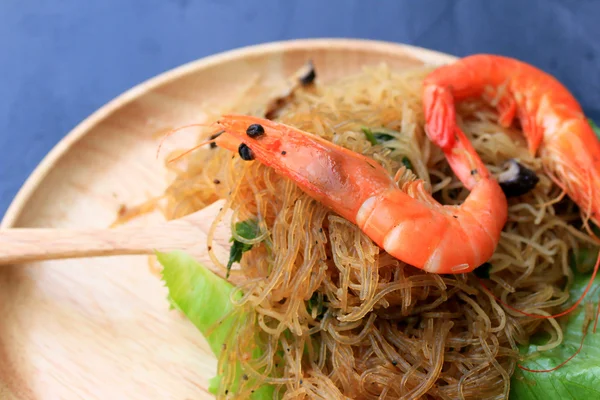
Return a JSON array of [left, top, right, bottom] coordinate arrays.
[[0, 39, 455, 399]]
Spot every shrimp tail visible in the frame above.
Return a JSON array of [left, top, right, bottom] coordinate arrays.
[[424, 53, 600, 331], [423, 85, 456, 151], [425, 53, 600, 228], [423, 85, 491, 190]]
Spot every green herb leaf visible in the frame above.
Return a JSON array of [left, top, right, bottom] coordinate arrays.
[[157, 250, 274, 399], [401, 156, 413, 171], [234, 219, 260, 240], [227, 241, 253, 277], [373, 132, 396, 142], [361, 127, 378, 145], [510, 269, 600, 399], [361, 127, 399, 145], [306, 292, 328, 320], [473, 262, 492, 279], [589, 119, 600, 139], [227, 219, 260, 278]]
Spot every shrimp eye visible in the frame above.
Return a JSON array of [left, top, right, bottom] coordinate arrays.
[[497, 159, 539, 197], [238, 143, 254, 160], [246, 124, 265, 138]]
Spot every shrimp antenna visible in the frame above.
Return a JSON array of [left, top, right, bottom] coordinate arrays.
[[166, 130, 224, 164], [155, 123, 214, 159], [480, 164, 600, 323], [477, 252, 600, 373], [477, 251, 600, 321], [518, 326, 589, 373], [518, 294, 598, 373]]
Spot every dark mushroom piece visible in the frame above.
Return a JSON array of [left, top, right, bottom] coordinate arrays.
[[497, 159, 540, 197], [264, 60, 317, 120], [264, 93, 291, 120], [297, 60, 316, 86]]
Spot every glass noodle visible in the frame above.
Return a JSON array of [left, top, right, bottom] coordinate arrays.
[[143, 65, 597, 399]]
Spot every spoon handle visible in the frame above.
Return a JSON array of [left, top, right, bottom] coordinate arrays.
[[0, 221, 201, 265]]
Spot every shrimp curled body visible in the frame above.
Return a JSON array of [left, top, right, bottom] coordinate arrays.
[[423, 54, 600, 227], [422, 54, 600, 325], [214, 115, 508, 274]]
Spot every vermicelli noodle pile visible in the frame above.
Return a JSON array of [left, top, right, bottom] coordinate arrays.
[[157, 64, 598, 399]]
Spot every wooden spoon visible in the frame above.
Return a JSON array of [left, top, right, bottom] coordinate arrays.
[[0, 199, 243, 283]]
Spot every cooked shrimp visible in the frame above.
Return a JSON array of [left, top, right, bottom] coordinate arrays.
[[209, 114, 507, 274], [423, 54, 600, 323], [423, 54, 600, 228]]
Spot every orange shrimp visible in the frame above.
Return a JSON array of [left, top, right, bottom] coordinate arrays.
[[209, 114, 507, 274], [423, 54, 600, 228], [422, 54, 600, 327]]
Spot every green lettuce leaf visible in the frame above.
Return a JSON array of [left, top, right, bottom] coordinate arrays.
[[510, 122, 600, 398], [157, 250, 274, 399], [510, 270, 600, 398]]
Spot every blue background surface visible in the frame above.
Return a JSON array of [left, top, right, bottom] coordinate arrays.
[[1, 0, 599, 217]]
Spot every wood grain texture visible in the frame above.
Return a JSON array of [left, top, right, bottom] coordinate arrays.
[[0, 200, 235, 275], [0, 39, 455, 399]]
